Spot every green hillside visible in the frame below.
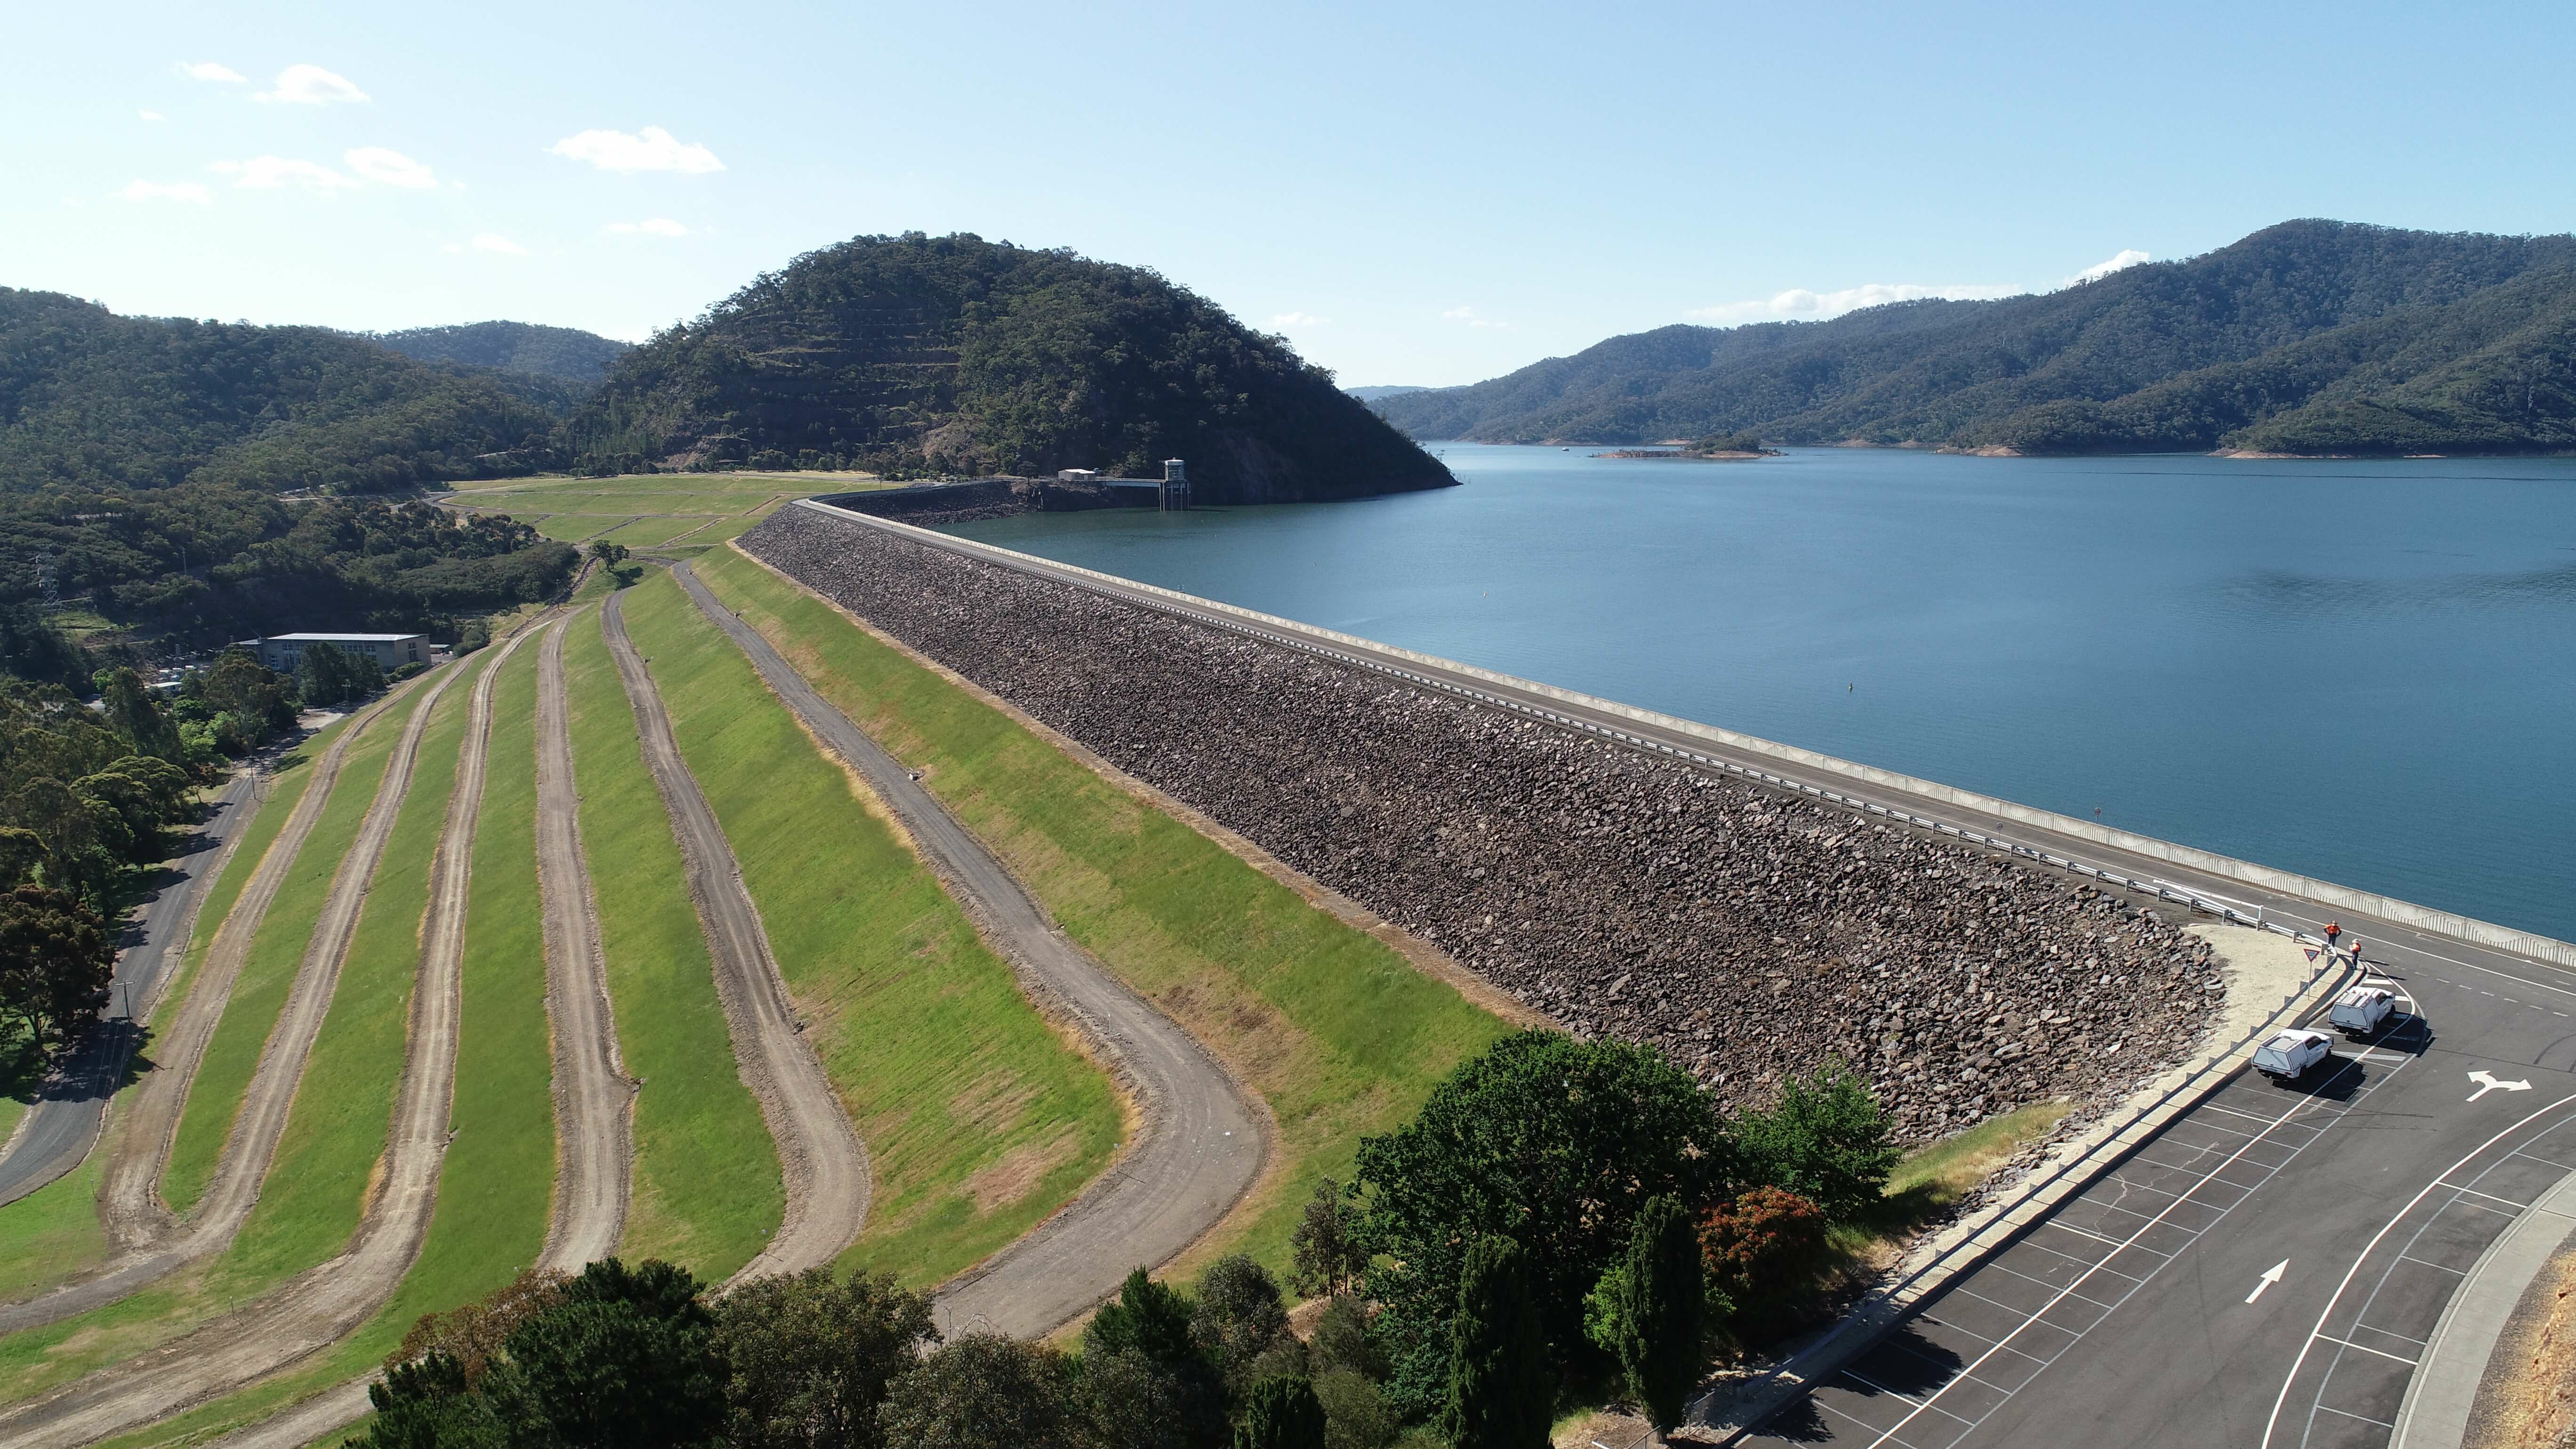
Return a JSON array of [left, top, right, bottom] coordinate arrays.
[[0, 290, 567, 494], [567, 232, 1454, 502], [368, 322, 630, 390], [1377, 220, 2576, 456]]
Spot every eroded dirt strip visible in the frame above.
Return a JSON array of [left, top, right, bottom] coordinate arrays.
[[672, 562, 1265, 1337], [600, 589, 869, 1282], [187, 620, 639, 1449], [0, 675, 457, 1334], [0, 630, 533, 1449], [533, 612, 635, 1272]]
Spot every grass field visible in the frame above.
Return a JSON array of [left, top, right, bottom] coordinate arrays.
[[562, 605, 781, 1280], [0, 1154, 106, 1303], [620, 571, 1122, 1288], [695, 547, 1513, 1277], [443, 473, 895, 561], [162, 698, 416, 1211], [0, 656, 493, 1404]]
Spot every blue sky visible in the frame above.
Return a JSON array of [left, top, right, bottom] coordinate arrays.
[[12, 0, 2573, 386]]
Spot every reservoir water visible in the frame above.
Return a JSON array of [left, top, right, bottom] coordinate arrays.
[[946, 445, 2576, 942]]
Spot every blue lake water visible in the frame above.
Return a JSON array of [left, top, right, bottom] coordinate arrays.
[[948, 445, 2576, 942]]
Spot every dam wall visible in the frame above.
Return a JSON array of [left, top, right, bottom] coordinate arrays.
[[815, 476, 1144, 528], [742, 504, 2224, 1141]]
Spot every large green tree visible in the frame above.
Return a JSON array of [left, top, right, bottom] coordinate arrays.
[[874, 1335, 1083, 1449], [482, 1258, 726, 1449], [1442, 1237, 1553, 1449], [1236, 1376, 1328, 1449], [1585, 1195, 1707, 1430], [712, 1268, 937, 1449], [1353, 1030, 1731, 1412], [0, 883, 111, 1049]]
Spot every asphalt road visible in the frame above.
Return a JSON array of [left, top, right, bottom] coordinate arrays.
[[801, 506, 2576, 1444], [673, 560, 1267, 1338], [0, 771, 258, 1209]]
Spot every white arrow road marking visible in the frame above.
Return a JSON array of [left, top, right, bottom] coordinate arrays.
[[2469, 1070, 2536, 1102], [2247, 1260, 2288, 1304]]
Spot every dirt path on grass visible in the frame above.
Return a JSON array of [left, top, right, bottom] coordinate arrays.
[[600, 588, 869, 1283], [0, 670, 459, 1335], [182, 620, 642, 1449], [0, 629, 530, 1448], [672, 562, 1266, 1338], [533, 613, 636, 1272]]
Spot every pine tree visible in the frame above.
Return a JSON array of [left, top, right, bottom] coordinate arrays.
[[1443, 1237, 1553, 1449], [1588, 1196, 1707, 1430], [1235, 1375, 1327, 1449]]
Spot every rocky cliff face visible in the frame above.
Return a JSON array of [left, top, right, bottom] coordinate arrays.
[[744, 506, 2218, 1142]]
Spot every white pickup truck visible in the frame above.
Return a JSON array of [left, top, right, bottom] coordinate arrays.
[[2329, 985, 2398, 1038], [2254, 1028, 2335, 1083]]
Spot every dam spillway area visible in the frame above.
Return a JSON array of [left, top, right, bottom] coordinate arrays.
[[743, 504, 2222, 1142]]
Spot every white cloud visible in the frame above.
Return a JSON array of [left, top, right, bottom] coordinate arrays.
[[256, 64, 367, 105], [606, 217, 689, 235], [179, 61, 245, 82], [344, 146, 437, 188], [118, 179, 211, 204], [442, 243, 463, 254], [138, 110, 164, 121], [1442, 305, 1508, 330], [548, 126, 723, 173], [1687, 282, 2021, 325], [214, 156, 359, 191], [1271, 312, 1329, 329], [470, 232, 529, 256], [2066, 249, 2151, 285], [1686, 248, 2156, 327]]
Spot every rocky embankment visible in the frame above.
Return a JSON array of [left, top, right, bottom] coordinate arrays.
[[741, 507, 2217, 1141]]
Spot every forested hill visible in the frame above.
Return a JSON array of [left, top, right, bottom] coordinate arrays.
[[369, 321, 630, 388], [567, 233, 1454, 502], [1376, 221, 2576, 456], [0, 290, 566, 493]]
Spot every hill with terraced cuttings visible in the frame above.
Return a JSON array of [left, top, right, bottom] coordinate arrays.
[[565, 232, 1456, 502], [1376, 220, 2576, 456]]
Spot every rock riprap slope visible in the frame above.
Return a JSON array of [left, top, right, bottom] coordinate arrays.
[[742, 509, 2216, 1140]]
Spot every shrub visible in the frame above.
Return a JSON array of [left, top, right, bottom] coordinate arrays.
[[1583, 1196, 1705, 1430], [1734, 1061, 1899, 1224], [1235, 1376, 1328, 1449], [1699, 1186, 1832, 1344]]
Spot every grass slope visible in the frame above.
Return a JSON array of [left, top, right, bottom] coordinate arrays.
[[619, 570, 1120, 1287], [0, 1155, 107, 1304], [163, 702, 413, 1211], [694, 546, 1512, 1275], [81, 639, 565, 1449], [0, 655, 493, 1403], [560, 604, 779, 1279]]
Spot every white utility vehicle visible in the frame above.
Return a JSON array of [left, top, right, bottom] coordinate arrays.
[[2329, 985, 2398, 1038], [2254, 1028, 2335, 1083]]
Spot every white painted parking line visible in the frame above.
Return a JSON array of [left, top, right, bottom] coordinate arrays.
[[2313, 1333, 2418, 1366], [2396, 1253, 2469, 1275], [2438, 1182, 2535, 1210]]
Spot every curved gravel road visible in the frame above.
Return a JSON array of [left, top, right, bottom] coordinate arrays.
[[675, 560, 1266, 1337], [602, 588, 870, 1283], [0, 769, 258, 1209], [0, 631, 527, 1448], [0, 669, 459, 1334]]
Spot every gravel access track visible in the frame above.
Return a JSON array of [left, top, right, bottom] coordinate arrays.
[[744, 508, 2216, 1143], [0, 672, 456, 1335], [674, 562, 1265, 1337], [191, 620, 641, 1449], [0, 629, 530, 1449], [600, 589, 869, 1283], [533, 613, 636, 1272]]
